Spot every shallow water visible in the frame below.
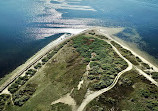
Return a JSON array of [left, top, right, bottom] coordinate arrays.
[[0, 0, 158, 77]]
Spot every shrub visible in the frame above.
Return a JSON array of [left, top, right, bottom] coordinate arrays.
[[88, 75, 100, 80], [42, 57, 49, 63], [93, 81, 109, 90], [140, 90, 150, 98], [34, 63, 42, 69], [13, 84, 36, 106], [90, 62, 100, 68], [8, 83, 19, 93], [101, 64, 111, 70], [105, 97, 116, 105], [51, 102, 71, 111], [151, 72, 158, 79], [0, 94, 10, 110], [142, 63, 150, 69], [47, 51, 56, 59], [26, 69, 36, 76], [84, 58, 90, 63], [91, 55, 101, 61], [136, 56, 142, 62]]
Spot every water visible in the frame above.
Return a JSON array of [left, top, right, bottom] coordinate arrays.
[[0, 0, 158, 77]]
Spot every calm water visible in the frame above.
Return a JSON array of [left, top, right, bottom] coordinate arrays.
[[0, 0, 158, 77]]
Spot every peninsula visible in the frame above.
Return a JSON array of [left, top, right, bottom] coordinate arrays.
[[0, 28, 158, 111]]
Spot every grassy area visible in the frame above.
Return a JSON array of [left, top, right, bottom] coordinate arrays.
[[72, 35, 128, 90], [86, 69, 158, 111], [71, 83, 88, 105], [51, 102, 71, 111], [4, 42, 87, 111]]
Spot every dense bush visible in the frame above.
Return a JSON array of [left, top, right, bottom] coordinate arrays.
[[34, 63, 42, 69], [84, 57, 90, 63], [88, 75, 100, 80], [96, 34, 109, 40], [92, 55, 102, 61], [13, 84, 36, 106], [73, 36, 128, 90], [89, 32, 95, 35], [42, 57, 49, 63], [120, 77, 133, 87], [140, 90, 150, 98], [142, 63, 150, 69], [8, 75, 30, 94], [89, 66, 100, 75], [136, 56, 142, 62], [147, 100, 158, 110], [0, 94, 10, 111], [101, 64, 111, 70], [26, 69, 36, 76], [151, 72, 158, 79], [8, 83, 19, 94], [51, 102, 71, 111], [47, 51, 56, 59], [111, 41, 139, 65], [93, 80, 113, 90], [90, 62, 101, 68]]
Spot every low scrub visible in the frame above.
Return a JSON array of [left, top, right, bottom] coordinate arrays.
[[73, 36, 128, 90], [13, 84, 36, 106], [0, 94, 10, 111]]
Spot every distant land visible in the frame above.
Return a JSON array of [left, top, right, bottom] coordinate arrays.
[[0, 28, 158, 111]]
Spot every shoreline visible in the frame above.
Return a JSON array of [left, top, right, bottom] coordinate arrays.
[[97, 27, 158, 72], [111, 37, 158, 67], [1, 26, 158, 93], [94, 27, 158, 67], [0, 29, 87, 93]]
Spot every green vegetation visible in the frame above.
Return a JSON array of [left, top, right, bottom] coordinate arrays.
[[3, 40, 75, 111], [111, 41, 152, 70], [34, 63, 42, 69], [71, 83, 88, 105], [86, 69, 158, 111], [8, 76, 29, 94], [12, 84, 36, 106], [51, 103, 71, 111], [3, 32, 155, 111], [0, 94, 11, 111], [151, 72, 158, 80], [88, 31, 95, 35], [4, 42, 87, 111], [42, 57, 49, 63], [95, 34, 109, 40], [42, 51, 57, 64], [8, 40, 66, 94], [136, 56, 142, 62], [142, 62, 150, 69], [8, 69, 36, 94], [111, 41, 139, 65], [25, 69, 36, 76], [72, 35, 128, 90]]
